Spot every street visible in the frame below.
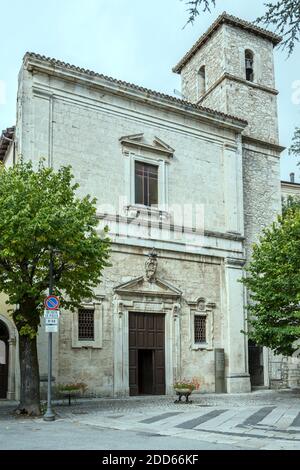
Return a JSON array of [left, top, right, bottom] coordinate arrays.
[[0, 389, 300, 450]]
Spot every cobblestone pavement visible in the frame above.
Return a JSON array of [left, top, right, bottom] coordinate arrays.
[[1, 389, 300, 450], [56, 389, 300, 450]]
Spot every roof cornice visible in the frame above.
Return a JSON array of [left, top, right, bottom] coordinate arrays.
[[242, 135, 285, 154], [0, 126, 15, 162], [24, 52, 248, 132], [173, 12, 282, 74], [281, 180, 300, 188]]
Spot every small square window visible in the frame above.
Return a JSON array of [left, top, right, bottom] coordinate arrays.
[[135, 161, 158, 207], [78, 309, 94, 341], [194, 315, 207, 344]]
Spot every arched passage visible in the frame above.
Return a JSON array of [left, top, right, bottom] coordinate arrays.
[[0, 315, 17, 400], [0, 320, 9, 398]]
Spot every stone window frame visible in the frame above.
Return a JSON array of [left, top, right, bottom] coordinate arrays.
[[124, 150, 170, 215], [188, 298, 216, 351], [197, 64, 206, 99], [72, 298, 104, 349]]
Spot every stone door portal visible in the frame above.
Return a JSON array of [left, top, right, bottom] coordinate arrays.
[[129, 312, 165, 396]]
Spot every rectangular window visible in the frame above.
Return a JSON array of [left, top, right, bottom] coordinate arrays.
[[194, 315, 207, 344], [135, 161, 158, 207], [78, 309, 94, 341]]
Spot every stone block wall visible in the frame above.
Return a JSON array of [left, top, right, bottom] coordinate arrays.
[[242, 145, 282, 259], [180, 25, 225, 103], [54, 248, 224, 397]]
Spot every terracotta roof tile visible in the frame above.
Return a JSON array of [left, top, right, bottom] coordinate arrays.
[[24, 52, 248, 127]]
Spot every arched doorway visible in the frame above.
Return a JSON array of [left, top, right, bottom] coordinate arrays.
[[0, 320, 9, 399]]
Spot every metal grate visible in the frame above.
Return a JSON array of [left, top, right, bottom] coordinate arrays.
[[78, 309, 94, 341], [194, 315, 206, 343]]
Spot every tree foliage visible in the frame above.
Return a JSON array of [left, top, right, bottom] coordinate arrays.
[[184, 0, 215, 25], [242, 206, 300, 356], [282, 194, 300, 214], [256, 1, 300, 56], [183, 0, 300, 55], [0, 160, 111, 414], [289, 127, 300, 158]]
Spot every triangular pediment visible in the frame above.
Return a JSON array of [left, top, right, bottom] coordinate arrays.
[[114, 276, 182, 298], [119, 134, 174, 157], [153, 136, 175, 154]]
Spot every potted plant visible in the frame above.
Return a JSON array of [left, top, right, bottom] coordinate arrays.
[[173, 378, 200, 403], [56, 382, 87, 405]]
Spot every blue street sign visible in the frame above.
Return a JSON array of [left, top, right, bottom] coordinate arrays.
[[44, 295, 60, 311]]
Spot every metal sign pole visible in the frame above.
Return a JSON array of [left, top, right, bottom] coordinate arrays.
[[43, 248, 55, 422]]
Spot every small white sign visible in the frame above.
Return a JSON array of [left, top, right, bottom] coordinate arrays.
[[44, 310, 60, 319], [46, 318, 58, 325], [45, 324, 58, 333]]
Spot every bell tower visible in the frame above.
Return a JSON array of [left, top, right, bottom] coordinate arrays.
[[173, 13, 285, 390], [173, 12, 282, 145], [173, 12, 284, 257]]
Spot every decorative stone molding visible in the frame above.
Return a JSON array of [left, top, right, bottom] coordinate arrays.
[[145, 249, 158, 282], [224, 142, 238, 152], [188, 297, 216, 350], [113, 267, 182, 397], [225, 257, 246, 268], [114, 276, 182, 300], [117, 300, 124, 318], [121, 138, 170, 213], [172, 303, 181, 320], [119, 133, 174, 158]]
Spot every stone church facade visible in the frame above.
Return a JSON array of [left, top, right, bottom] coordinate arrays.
[[1, 13, 299, 399]]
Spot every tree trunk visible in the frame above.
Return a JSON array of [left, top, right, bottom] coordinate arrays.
[[18, 334, 41, 416]]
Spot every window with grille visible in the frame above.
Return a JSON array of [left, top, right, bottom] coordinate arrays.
[[78, 309, 94, 341], [135, 161, 158, 207], [194, 315, 207, 344]]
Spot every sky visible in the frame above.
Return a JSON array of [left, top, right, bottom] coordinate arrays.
[[0, 0, 299, 181]]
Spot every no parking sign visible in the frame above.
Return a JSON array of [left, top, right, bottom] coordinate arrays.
[[44, 296, 60, 332], [44, 295, 60, 311]]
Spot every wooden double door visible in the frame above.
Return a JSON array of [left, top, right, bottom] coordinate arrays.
[[129, 312, 165, 396]]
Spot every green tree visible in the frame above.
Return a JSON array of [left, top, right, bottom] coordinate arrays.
[[241, 206, 300, 357], [184, 1, 300, 55], [289, 127, 300, 158], [0, 161, 111, 415]]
